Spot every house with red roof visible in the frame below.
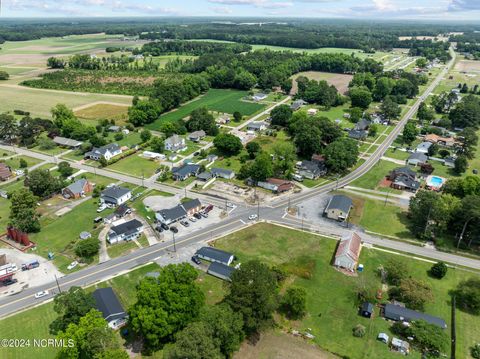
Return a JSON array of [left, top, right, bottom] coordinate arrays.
[[334, 232, 362, 272], [0, 163, 12, 181]]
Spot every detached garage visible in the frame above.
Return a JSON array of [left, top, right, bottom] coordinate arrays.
[[195, 247, 234, 266]]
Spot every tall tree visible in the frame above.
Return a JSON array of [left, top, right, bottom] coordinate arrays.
[[9, 188, 40, 233], [213, 134, 243, 156], [0, 113, 18, 143], [270, 105, 293, 127], [324, 138, 359, 173], [24, 169, 64, 199], [402, 121, 418, 145], [225, 260, 278, 336], [186, 107, 218, 136], [381, 96, 401, 120], [165, 322, 222, 359]]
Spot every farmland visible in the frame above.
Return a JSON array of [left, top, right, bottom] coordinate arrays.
[[290, 71, 353, 94], [74, 102, 130, 124], [146, 88, 265, 130]]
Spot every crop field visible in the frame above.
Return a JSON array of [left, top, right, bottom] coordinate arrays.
[[74, 102, 130, 123], [146, 89, 265, 130], [0, 84, 133, 118], [290, 71, 353, 94]]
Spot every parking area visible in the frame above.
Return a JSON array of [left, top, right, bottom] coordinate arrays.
[[0, 249, 62, 298]]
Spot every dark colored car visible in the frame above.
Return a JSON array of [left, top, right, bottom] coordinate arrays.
[[170, 226, 178, 234], [193, 152, 200, 156], [155, 225, 164, 233], [180, 220, 190, 227], [193, 213, 202, 220], [204, 204, 214, 213], [161, 223, 170, 231], [191, 256, 201, 265], [2, 278, 18, 286]]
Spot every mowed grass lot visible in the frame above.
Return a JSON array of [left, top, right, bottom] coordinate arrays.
[[146, 89, 265, 130], [108, 154, 159, 178], [214, 223, 480, 359]]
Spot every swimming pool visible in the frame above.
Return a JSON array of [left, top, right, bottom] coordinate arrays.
[[426, 175, 445, 189]]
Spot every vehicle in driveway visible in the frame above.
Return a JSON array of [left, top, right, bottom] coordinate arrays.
[[34, 290, 49, 299], [189, 217, 197, 222], [170, 226, 178, 233], [94, 216, 103, 223], [67, 261, 78, 270], [2, 278, 18, 286], [248, 214, 258, 220], [97, 204, 107, 213], [193, 213, 202, 220], [191, 256, 201, 265], [180, 220, 190, 227], [161, 223, 170, 230]]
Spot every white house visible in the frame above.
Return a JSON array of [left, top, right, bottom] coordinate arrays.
[[85, 143, 122, 161], [100, 186, 132, 206], [107, 219, 143, 244], [165, 135, 186, 152], [143, 151, 166, 160]]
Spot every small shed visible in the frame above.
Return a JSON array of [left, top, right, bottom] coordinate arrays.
[[361, 302, 374, 318], [391, 337, 410, 355], [79, 231, 91, 240], [377, 333, 389, 344]]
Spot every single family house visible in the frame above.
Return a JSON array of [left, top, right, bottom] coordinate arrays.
[[407, 152, 428, 166], [188, 130, 206, 142], [100, 186, 132, 206], [207, 262, 235, 282], [246, 122, 268, 132], [62, 178, 93, 199], [0, 163, 12, 181], [324, 194, 353, 221], [165, 134, 186, 152], [383, 303, 447, 329], [388, 167, 420, 192], [107, 219, 143, 244], [53, 136, 83, 149], [333, 232, 362, 271], [172, 164, 201, 181], [85, 143, 122, 161], [211, 167, 235, 180], [195, 247, 234, 265], [92, 287, 128, 330]]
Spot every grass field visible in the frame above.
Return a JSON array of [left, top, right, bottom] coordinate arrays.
[[146, 89, 265, 130], [75, 103, 130, 124], [214, 223, 480, 359], [291, 71, 353, 95], [108, 154, 159, 178], [350, 160, 399, 190], [0, 155, 42, 170]]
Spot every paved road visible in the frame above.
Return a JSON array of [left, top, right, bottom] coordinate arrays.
[[3, 49, 477, 319]]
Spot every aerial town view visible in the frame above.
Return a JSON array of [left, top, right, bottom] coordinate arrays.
[[0, 1, 480, 358]]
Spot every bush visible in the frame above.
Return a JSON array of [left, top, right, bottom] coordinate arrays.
[[19, 158, 28, 168], [74, 237, 99, 259], [429, 262, 447, 279], [114, 133, 124, 141], [280, 287, 307, 320], [471, 344, 480, 359], [0, 71, 9, 80], [353, 324, 366, 338]]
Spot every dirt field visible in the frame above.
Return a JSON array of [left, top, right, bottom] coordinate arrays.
[[290, 71, 353, 95], [74, 102, 130, 123], [455, 60, 480, 73], [234, 331, 338, 359]]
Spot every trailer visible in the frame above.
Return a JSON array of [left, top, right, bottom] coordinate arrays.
[[0, 263, 17, 281], [22, 260, 40, 271]]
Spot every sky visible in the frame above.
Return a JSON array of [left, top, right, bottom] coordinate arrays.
[[0, 0, 480, 20]]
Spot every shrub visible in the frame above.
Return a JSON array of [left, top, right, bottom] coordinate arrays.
[[19, 158, 28, 168], [280, 287, 307, 320], [429, 262, 448, 279], [353, 324, 366, 338], [471, 344, 480, 359], [74, 237, 99, 259]]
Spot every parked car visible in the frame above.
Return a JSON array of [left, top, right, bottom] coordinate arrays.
[[67, 261, 78, 270], [155, 225, 164, 233], [226, 202, 235, 208], [248, 214, 258, 220], [193, 213, 202, 220], [180, 220, 190, 227], [191, 256, 201, 265], [97, 204, 107, 213], [93, 216, 103, 223], [2, 278, 18, 286], [161, 223, 170, 231], [293, 174, 304, 182], [170, 226, 178, 234], [189, 217, 197, 222], [34, 290, 49, 299], [204, 204, 214, 213], [193, 152, 200, 156], [201, 212, 209, 218]]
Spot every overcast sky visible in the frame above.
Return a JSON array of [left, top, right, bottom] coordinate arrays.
[[1, 0, 479, 20]]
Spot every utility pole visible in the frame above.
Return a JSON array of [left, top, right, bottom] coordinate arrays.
[[384, 189, 391, 207], [172, 232, 177, 252], [54, 274, 61, 293], [257, 199, 260, 220]]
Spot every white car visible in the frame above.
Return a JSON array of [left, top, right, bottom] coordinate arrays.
[[189, 217, 197, 222], [97, 204, 107, 213], [248, 214, 258, 221], [34, 290, 49, 299], [67, 261, 78, 270], [226, 202, 235, 208]]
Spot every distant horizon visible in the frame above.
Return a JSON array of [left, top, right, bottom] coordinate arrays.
[[0, 0, 479, 21]]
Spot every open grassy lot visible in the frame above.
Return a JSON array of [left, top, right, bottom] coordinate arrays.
[[108, 154, 159, 178], [0, 155, 42, 170], [146, 89, 265, 130], [291, 71, 353, 95], [107, 239, 140, 259], [75, 103, 130, 124], [214, 223, 480, 359], [0, 197, 10, 231], [350, 160, 399, 190], [384, 148, 409, 161]]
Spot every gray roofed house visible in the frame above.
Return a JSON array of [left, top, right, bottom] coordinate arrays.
[[197, 171, 213, 181], [188, 130, 206, 142], [207, 262, 235, 281], [207, 154, 219, 162], [211, 167, 235, 179], [252, 93, 268, 101], [62, 178, 93, 199], [172, 164, 201, 181], [416, 141, 433, 154], [53, 136, 83, 148], [100, 186, 132, 206], [156, 205, 187, 225], [324, 194, 353, 221], [195, 247, 234, 265], [298, 160, 327, 180], [389, 167, 420, 192], [92, 287, 127, 329], [290, 99, 307, 111], [407, 152, 428, 166], [348, 129, 368, 140], [383, 303, 447, 329], [247, 122, 268, 132], [165, 134, 186, 152], [355, 119, 371, 131], [85, 143, 122, 161], [107, 219, 143, 244], [108, 125, 121, 132]]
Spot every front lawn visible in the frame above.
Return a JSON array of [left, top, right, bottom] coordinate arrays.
[[1, 155, 42, 170], [350, 160, 399, 190], [108, 154, 159, 178], [107, 240, 139, 259]]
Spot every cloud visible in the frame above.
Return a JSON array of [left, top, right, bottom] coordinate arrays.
[[448, 0, 480, 11], [210, 6, 233, 14], [208, 0, 292, 9]]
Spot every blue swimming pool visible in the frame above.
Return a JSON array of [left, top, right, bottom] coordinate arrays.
[[427, 176, 445, 188]]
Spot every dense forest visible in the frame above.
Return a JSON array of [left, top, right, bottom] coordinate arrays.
[[134, 40, 251, 56]]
